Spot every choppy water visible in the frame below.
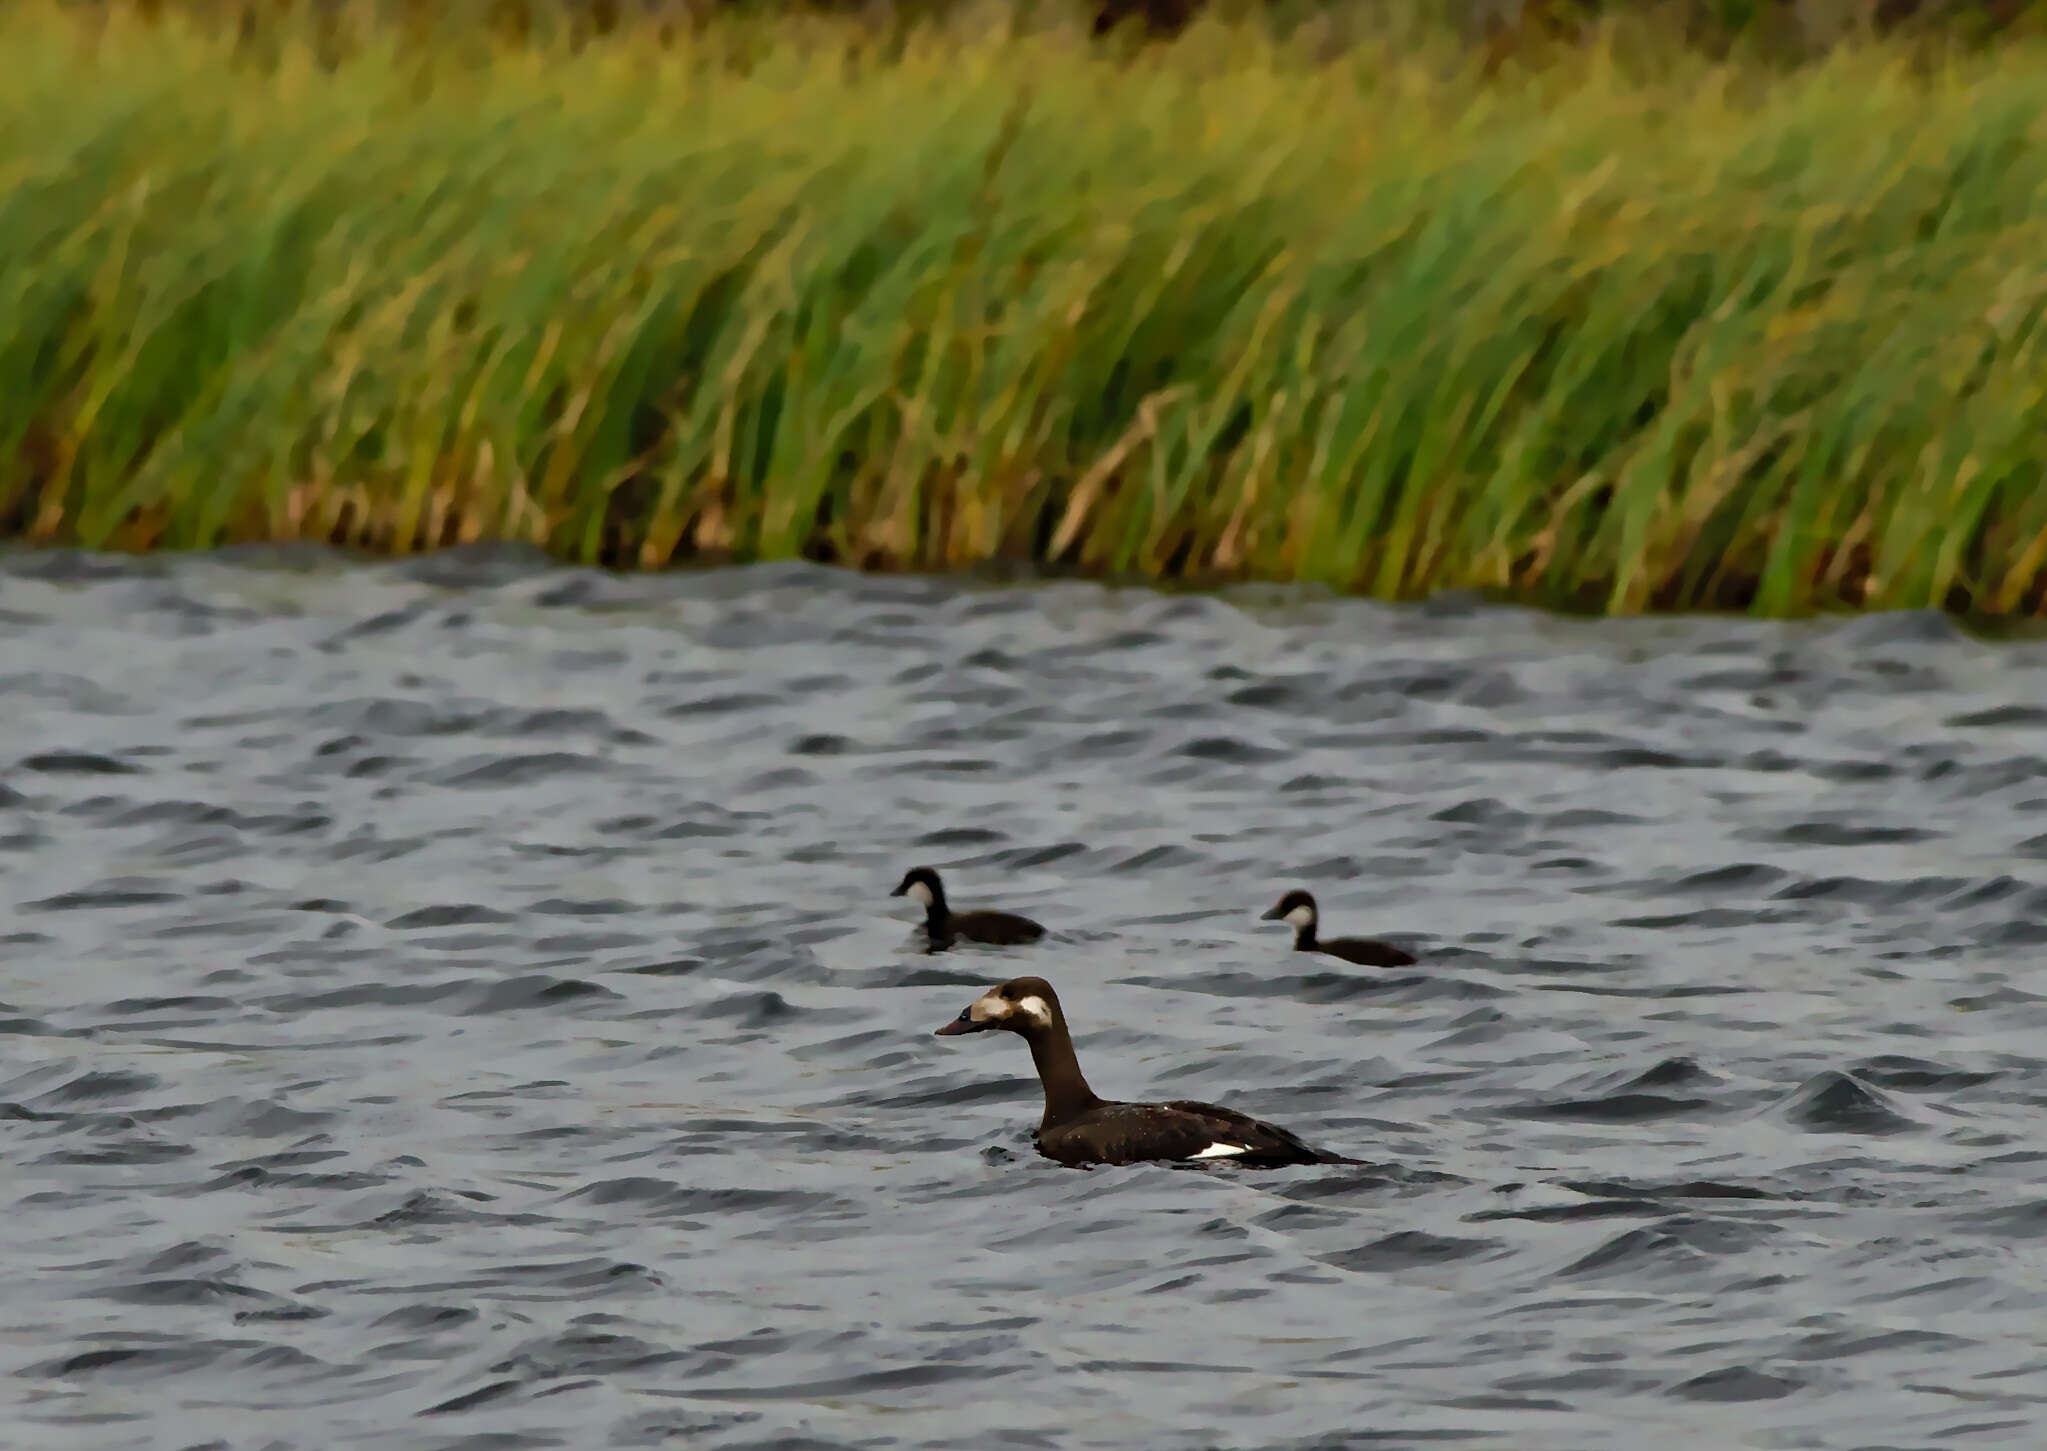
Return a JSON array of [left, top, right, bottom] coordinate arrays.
[[5, 548, 2047, 1450]]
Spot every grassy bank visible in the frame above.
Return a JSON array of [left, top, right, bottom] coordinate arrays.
[[6, 5, 2047, 613]]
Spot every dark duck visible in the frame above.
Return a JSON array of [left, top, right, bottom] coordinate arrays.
[[891, 866, 1045, 950], [1260, 889, 1414, 968], [934, 975, 1358, 1168]]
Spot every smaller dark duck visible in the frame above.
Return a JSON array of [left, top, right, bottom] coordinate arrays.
[[891, 866, 1046, 950], [934, 975, 1359, 1169], [1260, 889, 1415, 968]]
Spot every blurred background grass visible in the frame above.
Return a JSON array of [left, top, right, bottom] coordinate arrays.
[[6, 0, 2047, 613]]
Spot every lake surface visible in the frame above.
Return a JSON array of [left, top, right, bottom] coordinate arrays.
[[3, 548, 2046, 1450]]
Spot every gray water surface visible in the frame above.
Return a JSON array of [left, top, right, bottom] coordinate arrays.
[[3, 549, 2046, 1450]]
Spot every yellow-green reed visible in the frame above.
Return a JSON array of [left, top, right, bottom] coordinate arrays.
[[6, 3, 2047, 614]]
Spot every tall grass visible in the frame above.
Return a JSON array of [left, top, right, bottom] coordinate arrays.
[[6, 3, 2047, 613]]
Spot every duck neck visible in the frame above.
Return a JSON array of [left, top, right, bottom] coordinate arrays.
[[1023, 1020, 1102, 1128], [1293, 921, 1320, 949]]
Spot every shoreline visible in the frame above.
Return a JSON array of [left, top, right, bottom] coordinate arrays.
[[7, 5, 2047, 617]]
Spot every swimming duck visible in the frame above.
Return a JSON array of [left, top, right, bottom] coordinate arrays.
[[892, 866, 1046, 950], [934, 975, 1358, 1168], [1261, 889, 1414, 967]]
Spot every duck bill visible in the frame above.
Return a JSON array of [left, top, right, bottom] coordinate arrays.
[[934, 1009, 989, 1036], [1258, 905, 1285, 921]]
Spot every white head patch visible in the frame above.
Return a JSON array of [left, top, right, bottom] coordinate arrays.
[[1284, 904, 1316, 930], [905, 879, 934, 908], [968, 988, 1054, 1029], [1191, 1142, 1251, 1160]]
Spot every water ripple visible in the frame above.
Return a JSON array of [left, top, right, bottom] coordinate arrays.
[[2, 550, 2045, 1450]]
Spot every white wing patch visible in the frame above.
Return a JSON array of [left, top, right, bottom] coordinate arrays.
[[1013, 994, 1053, 1027], [1190, 1142, 1252, 1160]]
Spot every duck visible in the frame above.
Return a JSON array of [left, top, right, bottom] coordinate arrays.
[[891, 866, 1045, 950], [933, 975, 1358, 1168], [1260, 889, 1415, 968]]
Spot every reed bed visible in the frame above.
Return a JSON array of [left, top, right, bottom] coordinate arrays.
[[7, 4, 2047, 613]]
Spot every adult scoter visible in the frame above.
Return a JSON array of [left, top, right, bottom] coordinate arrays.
[[934, 975, 1358, 1168], [891, 866, 1046, 950], [1260, 889, 1415, 968]]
